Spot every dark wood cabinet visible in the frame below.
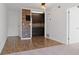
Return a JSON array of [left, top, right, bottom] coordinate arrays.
[[32, 13, 44, 36]]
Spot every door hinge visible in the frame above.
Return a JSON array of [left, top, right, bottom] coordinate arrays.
[[68, 37, 70, 40], [68, 37, 70, 44]]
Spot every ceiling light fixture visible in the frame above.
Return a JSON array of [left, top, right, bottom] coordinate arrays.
[[41, 3, 46, 10]]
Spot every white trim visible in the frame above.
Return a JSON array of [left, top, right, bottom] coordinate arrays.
[[66, 9, 68, 45], [21, 38, 31, 40], [32, 11, 43, 13], [66, 9, 69, 45], [30, 9, 32, 40], [45, 10, 46, 38], [19, 8, 22, 38]]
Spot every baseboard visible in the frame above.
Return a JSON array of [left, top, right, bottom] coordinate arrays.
[[21, 38, 31, 40], [8, 36, 19, 37], [45, 36, 66, 44]]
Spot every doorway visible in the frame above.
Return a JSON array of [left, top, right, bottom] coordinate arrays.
[[32, 12, 45, 37]]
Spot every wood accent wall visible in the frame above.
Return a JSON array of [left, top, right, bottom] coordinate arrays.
[[22, 9, 30, 25], [22, 9, 31, 38]]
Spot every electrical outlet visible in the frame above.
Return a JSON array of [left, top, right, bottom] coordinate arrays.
[[46, 34, 49, 37]]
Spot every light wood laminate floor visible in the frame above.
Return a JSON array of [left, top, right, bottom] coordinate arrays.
[[1, 36, 62, 54]]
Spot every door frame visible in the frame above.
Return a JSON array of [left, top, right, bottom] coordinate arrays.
[[67, 9, 70, 45]]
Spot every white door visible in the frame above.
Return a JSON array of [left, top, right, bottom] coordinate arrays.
[[69, 6, 79, 44]]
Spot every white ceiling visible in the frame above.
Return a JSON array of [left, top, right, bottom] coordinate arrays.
[[6, 3, 79, 11]]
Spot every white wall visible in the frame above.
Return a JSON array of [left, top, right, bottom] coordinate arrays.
[[7, 9, 20, 36], [46, 7, 67, 44], [7, 8, 44, 37], [0, 4, 8, 53]]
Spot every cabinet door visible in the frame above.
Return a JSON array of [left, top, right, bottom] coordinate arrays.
[[22, 9, 32, 39]]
